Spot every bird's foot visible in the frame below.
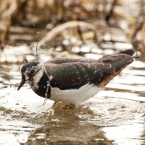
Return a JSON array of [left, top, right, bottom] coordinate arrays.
[[78, 106, 83, 114], [63, 103, 75, 110]]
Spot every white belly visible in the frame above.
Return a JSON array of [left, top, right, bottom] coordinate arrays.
[[50, 84, 102, 108]]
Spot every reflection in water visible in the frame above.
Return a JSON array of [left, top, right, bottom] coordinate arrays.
[[0, 46, 145, 144], [25, 119, 113, 145]]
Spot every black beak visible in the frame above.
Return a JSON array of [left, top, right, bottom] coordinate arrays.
[[17, 79, 26, 90]]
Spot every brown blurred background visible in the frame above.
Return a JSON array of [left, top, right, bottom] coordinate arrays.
[[0, 0, 145, 61]]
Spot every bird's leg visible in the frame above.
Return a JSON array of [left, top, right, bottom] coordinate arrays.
[[78, 105, 83, 114], [63, 103, 75, 110]]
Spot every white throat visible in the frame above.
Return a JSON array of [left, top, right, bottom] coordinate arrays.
[[28, 70, 44, 90]]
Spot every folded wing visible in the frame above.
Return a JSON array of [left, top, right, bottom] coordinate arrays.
[[44, 49, 134, 90]]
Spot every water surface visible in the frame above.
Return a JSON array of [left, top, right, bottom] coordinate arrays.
[[0, 45, 145, 145]]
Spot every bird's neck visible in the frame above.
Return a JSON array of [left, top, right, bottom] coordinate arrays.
[[33, 72, 51, 98]]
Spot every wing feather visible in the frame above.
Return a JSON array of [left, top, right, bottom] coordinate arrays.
[[44, 50, 134, 90]]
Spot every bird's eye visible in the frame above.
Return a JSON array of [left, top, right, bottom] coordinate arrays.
[[29, 69, 35, 75]]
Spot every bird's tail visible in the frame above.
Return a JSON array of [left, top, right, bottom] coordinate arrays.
[[98, 49, 134, 87]]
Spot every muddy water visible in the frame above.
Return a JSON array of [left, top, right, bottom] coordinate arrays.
[[0, 45, 145, 145]]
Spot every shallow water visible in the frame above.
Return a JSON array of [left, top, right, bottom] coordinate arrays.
[[0, 45, 145, 145]]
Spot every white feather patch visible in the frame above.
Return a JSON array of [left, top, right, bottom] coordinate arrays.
[[28, 70, 44, 90], [50, 84, 102, 108]]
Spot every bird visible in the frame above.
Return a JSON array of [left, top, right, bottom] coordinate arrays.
[[18, 49, 134, 108]]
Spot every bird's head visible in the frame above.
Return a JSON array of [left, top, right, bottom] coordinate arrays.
[[17, 62, 46, 91]]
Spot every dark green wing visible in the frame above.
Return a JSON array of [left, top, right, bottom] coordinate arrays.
[[44, 49, 134, 90], [44, 61, 115, 90]]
